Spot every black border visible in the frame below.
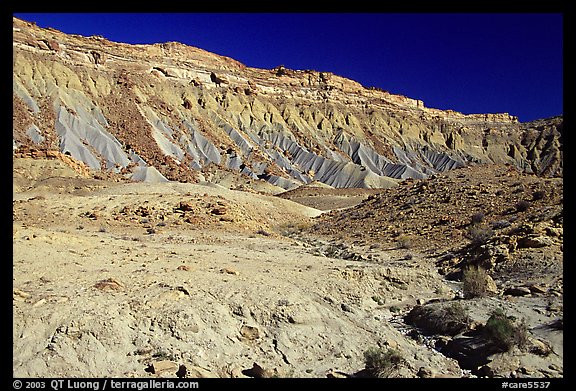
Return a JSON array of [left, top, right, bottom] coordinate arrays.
[[8, 4, 571, 388]]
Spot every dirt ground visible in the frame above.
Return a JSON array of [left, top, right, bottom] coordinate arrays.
[[13, 158, 563, 379]]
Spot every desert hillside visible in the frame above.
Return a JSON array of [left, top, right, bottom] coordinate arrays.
[[13, 16, 561, 190], [13, 16, 562, 380]]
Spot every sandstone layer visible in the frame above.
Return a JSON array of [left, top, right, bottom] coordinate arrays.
[[13, 17, 562, 190]]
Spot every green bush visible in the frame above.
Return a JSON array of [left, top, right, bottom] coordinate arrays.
[[484, 309, 528, 352], [363, 347, 406, 378]]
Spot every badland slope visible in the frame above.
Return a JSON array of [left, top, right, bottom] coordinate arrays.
[[12, 17, 562, 190]]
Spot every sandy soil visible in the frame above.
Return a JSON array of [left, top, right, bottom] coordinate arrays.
[[13, 158, 563, 379]]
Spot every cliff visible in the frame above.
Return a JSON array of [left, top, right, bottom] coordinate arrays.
[[12, 17, 562, 190]]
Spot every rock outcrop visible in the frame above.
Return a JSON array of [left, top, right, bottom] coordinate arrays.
[[12, 17, 562, 189]]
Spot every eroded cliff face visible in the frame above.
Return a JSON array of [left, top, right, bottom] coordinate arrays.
[[12, 17, 562, 189]]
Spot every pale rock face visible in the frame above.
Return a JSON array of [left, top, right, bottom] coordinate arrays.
[[12, 16, 562, 188]]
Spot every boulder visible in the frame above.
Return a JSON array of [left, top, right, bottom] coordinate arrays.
[[177, 201, 194, 212], [179, 365, 216, 378], [503, 286, 532, 297], [240, 325, 260, 340], [404, 302, 471, 336], [441, 333, 501, 370], [93, 277, 124, 292], [150, 360, 179, 375], [528, 284, 547, 295], [241, 363, 277, 378], [519, 235, 554, 248]]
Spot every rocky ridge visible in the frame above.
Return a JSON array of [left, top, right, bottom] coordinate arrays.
[[13, 17, 562, 190]]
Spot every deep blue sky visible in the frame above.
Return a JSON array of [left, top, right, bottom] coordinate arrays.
[[13, 13, 563, 122]]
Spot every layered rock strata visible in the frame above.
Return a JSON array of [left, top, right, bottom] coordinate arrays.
[[12, 17, 562, 189]]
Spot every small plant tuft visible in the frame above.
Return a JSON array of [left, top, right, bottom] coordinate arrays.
[[532, 190, 546, 201], [462, 265, 494, 299], [440, 302, 471, 333], [363, 347, 406, 378], [389, 306, 402, 313], [515, 200, 531, 212], [484, 309, 529, 352], [467, 224, 494, 246], [471, 212, 485, 225], [491, 220, 511, 230], [256, 228, 271, 237], [274, 221, 313, 237], [396, 234, 414, 250]]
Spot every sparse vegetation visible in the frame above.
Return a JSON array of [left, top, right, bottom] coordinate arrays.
[[467, 224, 494, 246], [471, 212, 485, 225], [462, 265, 493, 299], [515, 200, 531, 212], [274, 221, 313, 237], [439, 302, 471, 334], [389, 306, 401, 313], [363, 347, 406, 378], [395, 234, 414, 249], [491, 219, 511, 230], [532, 190, 546, 201], [11, 19, 565, 379], [484, 309, 528, 352], [256, 228, 271, 236]]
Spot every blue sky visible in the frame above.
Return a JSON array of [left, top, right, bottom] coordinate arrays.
[[13, 13, 563, 122]]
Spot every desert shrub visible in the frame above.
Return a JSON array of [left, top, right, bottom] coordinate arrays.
[[532, 190, 546, 201], [396, 234, 414, 249], [512, 183, 525, 194], [484, 309, 529, 352], [440, 302, 471, 333], [471, 212, 485, 225], [515, 200, 531, 212], [274, 221, 313, 237], [467, 224, 494, 246], [363, 347, 406, 378], [462, 265, 493, 299], [256, 228, 271, 236], [389, 306, 402, 313]]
